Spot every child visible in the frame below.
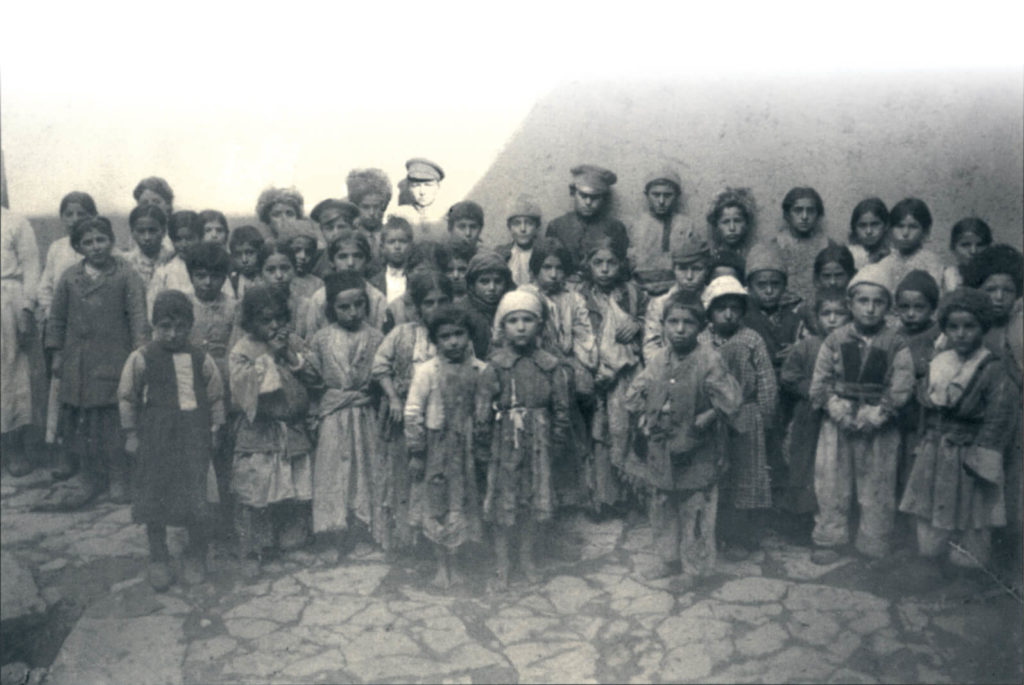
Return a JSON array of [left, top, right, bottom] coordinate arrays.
[[796, 244, 856, 336], [309, 199, 361, 277], [38, 192, 99, 320], [772, 186, 832, 308], [628, 169, 695, 296], [440, 236, 475, 300], [708, 249, 746, 284], [229, 285, 321, 573], [121, 205, 173, 286], [545, 164, 629, 272], [809, 262, 915, 563], [392, 158, 447, 237], [497, 195, 543, 287], [346, 168, 392, 237], [148, 210, 203, 316], [306, 272, 383, 560], [698, 276, 778, 560], [465, 251, 513, 360], [876, 197, 945, 289], [405, 304, 486, 588], [227, 225, 265, 300], [281, 220, 324, 300], [371, 271, 452, 552], [446, 201, 485, 250], [133, 176, 174, 216], [707, 187, 758, 260], [899, 288, 1011, 570], [375, 216, 414, 304], [847, 198, 890, 270], [301, 231, 388, 339], [477, 289, 570, 590], [642, 236, 711, 362], [779, 287, 850, 527], [44, 217, 149, 508], [623, 290, 742, 582], [258, 239, 309, 326], [198, 209, 229, 247], [942, 218, 993, 294], [382, 240, 447, 333], [255, 186, 304, 240], [578, 236, 646, 510], [118, 290, 225, 590], [741, 242, 803, 372]]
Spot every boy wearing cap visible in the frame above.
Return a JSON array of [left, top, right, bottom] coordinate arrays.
[[809, 262, 915, 563], [628, 170, 698, 296], [310, 199, 362, 278], [496, 195, 543, 287], [741, 243, 803, 373], [545, 164, 629, 272], [391, 158, 447, 237], [642, 236, 712, 362]]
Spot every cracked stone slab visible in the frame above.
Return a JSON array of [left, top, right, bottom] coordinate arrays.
[[47, 615, 185, 685]]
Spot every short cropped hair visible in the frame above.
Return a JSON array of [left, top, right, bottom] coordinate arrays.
[[426, 303, 474, 344], [186, 241, 231, 277], [128, 204, 167, 230], [70, 216, 115, 251], [229, 225, 265, 252]]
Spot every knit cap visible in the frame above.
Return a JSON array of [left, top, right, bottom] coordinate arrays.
[[466, 250, 512, 285], [447, 201, 484, 226], [896, 269, 940, 309], [847, 261, 893, 300], [745, 242, 787, 279], [495, 289, 543, 323], [701, 275, 748, 311], [644, 169, 682, 193], [671, 235, 711, 265], [506, 195, 542, 222]]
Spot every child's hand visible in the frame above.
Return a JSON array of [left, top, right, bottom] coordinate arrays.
[[838, 414, 859, 433], [267, 329, 289, 356], [826, 396, 855, 424], [854, 405, 887, 432], [124, 431, 139, 456], [694, 410, 717, 432], [383, 396, 404, 433], [50, 351, 63, 379], [614, 318, 641, 344]]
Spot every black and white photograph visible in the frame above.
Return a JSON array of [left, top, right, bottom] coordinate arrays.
[[1, 2, 1022, 683]]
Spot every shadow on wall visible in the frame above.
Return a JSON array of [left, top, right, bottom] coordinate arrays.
[[468, 71, 1024, 250]]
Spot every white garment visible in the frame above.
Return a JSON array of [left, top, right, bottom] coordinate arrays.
[[508, 245, 532, 287], [385, 265, 406, 304]]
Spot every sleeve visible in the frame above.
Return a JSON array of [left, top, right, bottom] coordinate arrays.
[[371, 327, 401, 381], [570, 292, 598, 371], [964, 366, 1013, 484], [704, 351, 744, 425], [14, 217, 40, 309], [882, 342, 915, 413], [36, 245, 59, 318], [473, 364, 500, 449], [624, 364, 651, 415], [45, 271, 70, 350], [230, 347, 282, 423], [203, 353, 226, 429], [403, 362, 431, 454], [809, 334, 839, 410], [125, 269, 151, 349], [289, 334, 323, 390], [117, 350, 147, 431], [642, 297, 664, 363], [780, 339, 811, 400], [549, 362, 572, 440], [751, 336, 779, 423]]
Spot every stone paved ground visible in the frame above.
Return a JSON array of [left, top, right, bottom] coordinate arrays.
[[2, 469, 1021, 685]]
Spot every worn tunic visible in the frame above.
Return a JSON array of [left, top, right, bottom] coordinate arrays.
[[299, 282, 388, 340], [307, 323, 383, 533], [876, 248, 946, 295], [627, 211, 698, 295], [545, 212, 629, 272], [405, 355, 486, 549], [465, 293, 499, 361], [189, 293, 236, 387], [779, 334, 824, 513], [119, 245, 173, 286], [1, 209, 40, 433], [476, 346, 571, 526], [118, 343, 224, 525], [770, 229, 833, 308]]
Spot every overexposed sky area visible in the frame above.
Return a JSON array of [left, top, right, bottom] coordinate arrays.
[[2, 0, 1022, 217]]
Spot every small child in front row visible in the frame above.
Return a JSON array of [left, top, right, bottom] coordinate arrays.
[[899, 288, 1011, 571], [809, 263, 915, 564], [405, 305, 486, 588], [118, 290, 224, 590], [624, 290, 742, 582], [699, 276, 778, 560], [477, 289, 570, 590]]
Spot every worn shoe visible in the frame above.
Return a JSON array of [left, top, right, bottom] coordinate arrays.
[[148, 561, 175, 592]]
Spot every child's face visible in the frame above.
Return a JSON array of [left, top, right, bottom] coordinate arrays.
[[172, 228, 201, 256], [61, 202, 92, 231], [417, 287, 450, 323], [849, 284, 890, 330], [854, 211, 886, 249], [290, 238, 316, 276], [131, 217, 166, 258], [748, 270, 785, 309], [816, 261, 850, 291], [572, 189, 605, 218], [471, 271, 505, 305], [673, 260, 708, 292], [203, 221, 228, 246], [663, 306, 702, 354], [710, 265, 741, 282], [190, 267, 227, 302], [944, 310, 985, 358], [381, 231, 411, 267], [267, 202, 298, 234], [444, 258, 469, 296], [896, 290, 934, 333], [251, 306, 288, 343], [137, 189, 171, 215], [78, 229, 114, 268], [502, 311, 541, 349], [357, 194, 387, 230], [980, 273, 1017, 321], [535, 255, 566, 294], [320, 211, 352, 246], [233, 242, 261, 278], [589, 248, 621, 289], [153, 315, 192, 352], [409, 180, 439, 208], [817, 301, 850, 334], [451, 219, 482, 245], [645, 183, 677, 218], [332, 288, 368, 331], [891, 216, 925, 256], [436, 323, 470, 362], [262, 253, 295, 292], [508, 216, 540, 248], [717, 207, 747, 248], [332, 242, 367, 274], [953, 231, 988, 266], [709, 296, 744, 337], [786, 198, 820, 236]]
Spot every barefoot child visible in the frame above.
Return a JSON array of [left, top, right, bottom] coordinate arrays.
[[624, 290, 742, 581], [809, 263, 915, 563], [477, 290, 570, 589], [847, 198, 890, 270], [118, 290, 225, 590], [406, 305, 486, 588], [942, 218, 992, 294]]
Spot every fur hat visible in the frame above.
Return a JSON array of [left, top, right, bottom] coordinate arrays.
[[896, 269, 940, 309], [255, 187, 304, 225]]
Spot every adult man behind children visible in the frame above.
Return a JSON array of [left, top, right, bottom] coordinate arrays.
[[391, 158, 447, 238], [545, 164, 629, 274]]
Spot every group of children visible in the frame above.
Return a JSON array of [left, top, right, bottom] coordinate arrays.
[[2, 162, 1021, 594]]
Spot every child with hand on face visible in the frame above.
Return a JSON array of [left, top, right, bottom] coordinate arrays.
[[118, 291, 224, 591], [499, 196, 543, 288], [808, 263, 915, 565], [227, 226, 264, 301], [623, 290, 742, 583], [255, 187, 304, 241], [847, 198, 890, 270], [477, 290, 571, 591], [643, 236, 711, 362], [405, 305, 486, 589], [942, 218, 992, 294]]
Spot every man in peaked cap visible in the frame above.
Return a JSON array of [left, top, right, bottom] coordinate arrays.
[[628, 168, 700, 296], [391, 157, 448, 237], [545, 164, 629, 274]]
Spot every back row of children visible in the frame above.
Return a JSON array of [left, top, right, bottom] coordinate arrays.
[[4, 160, 1021, 593]]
